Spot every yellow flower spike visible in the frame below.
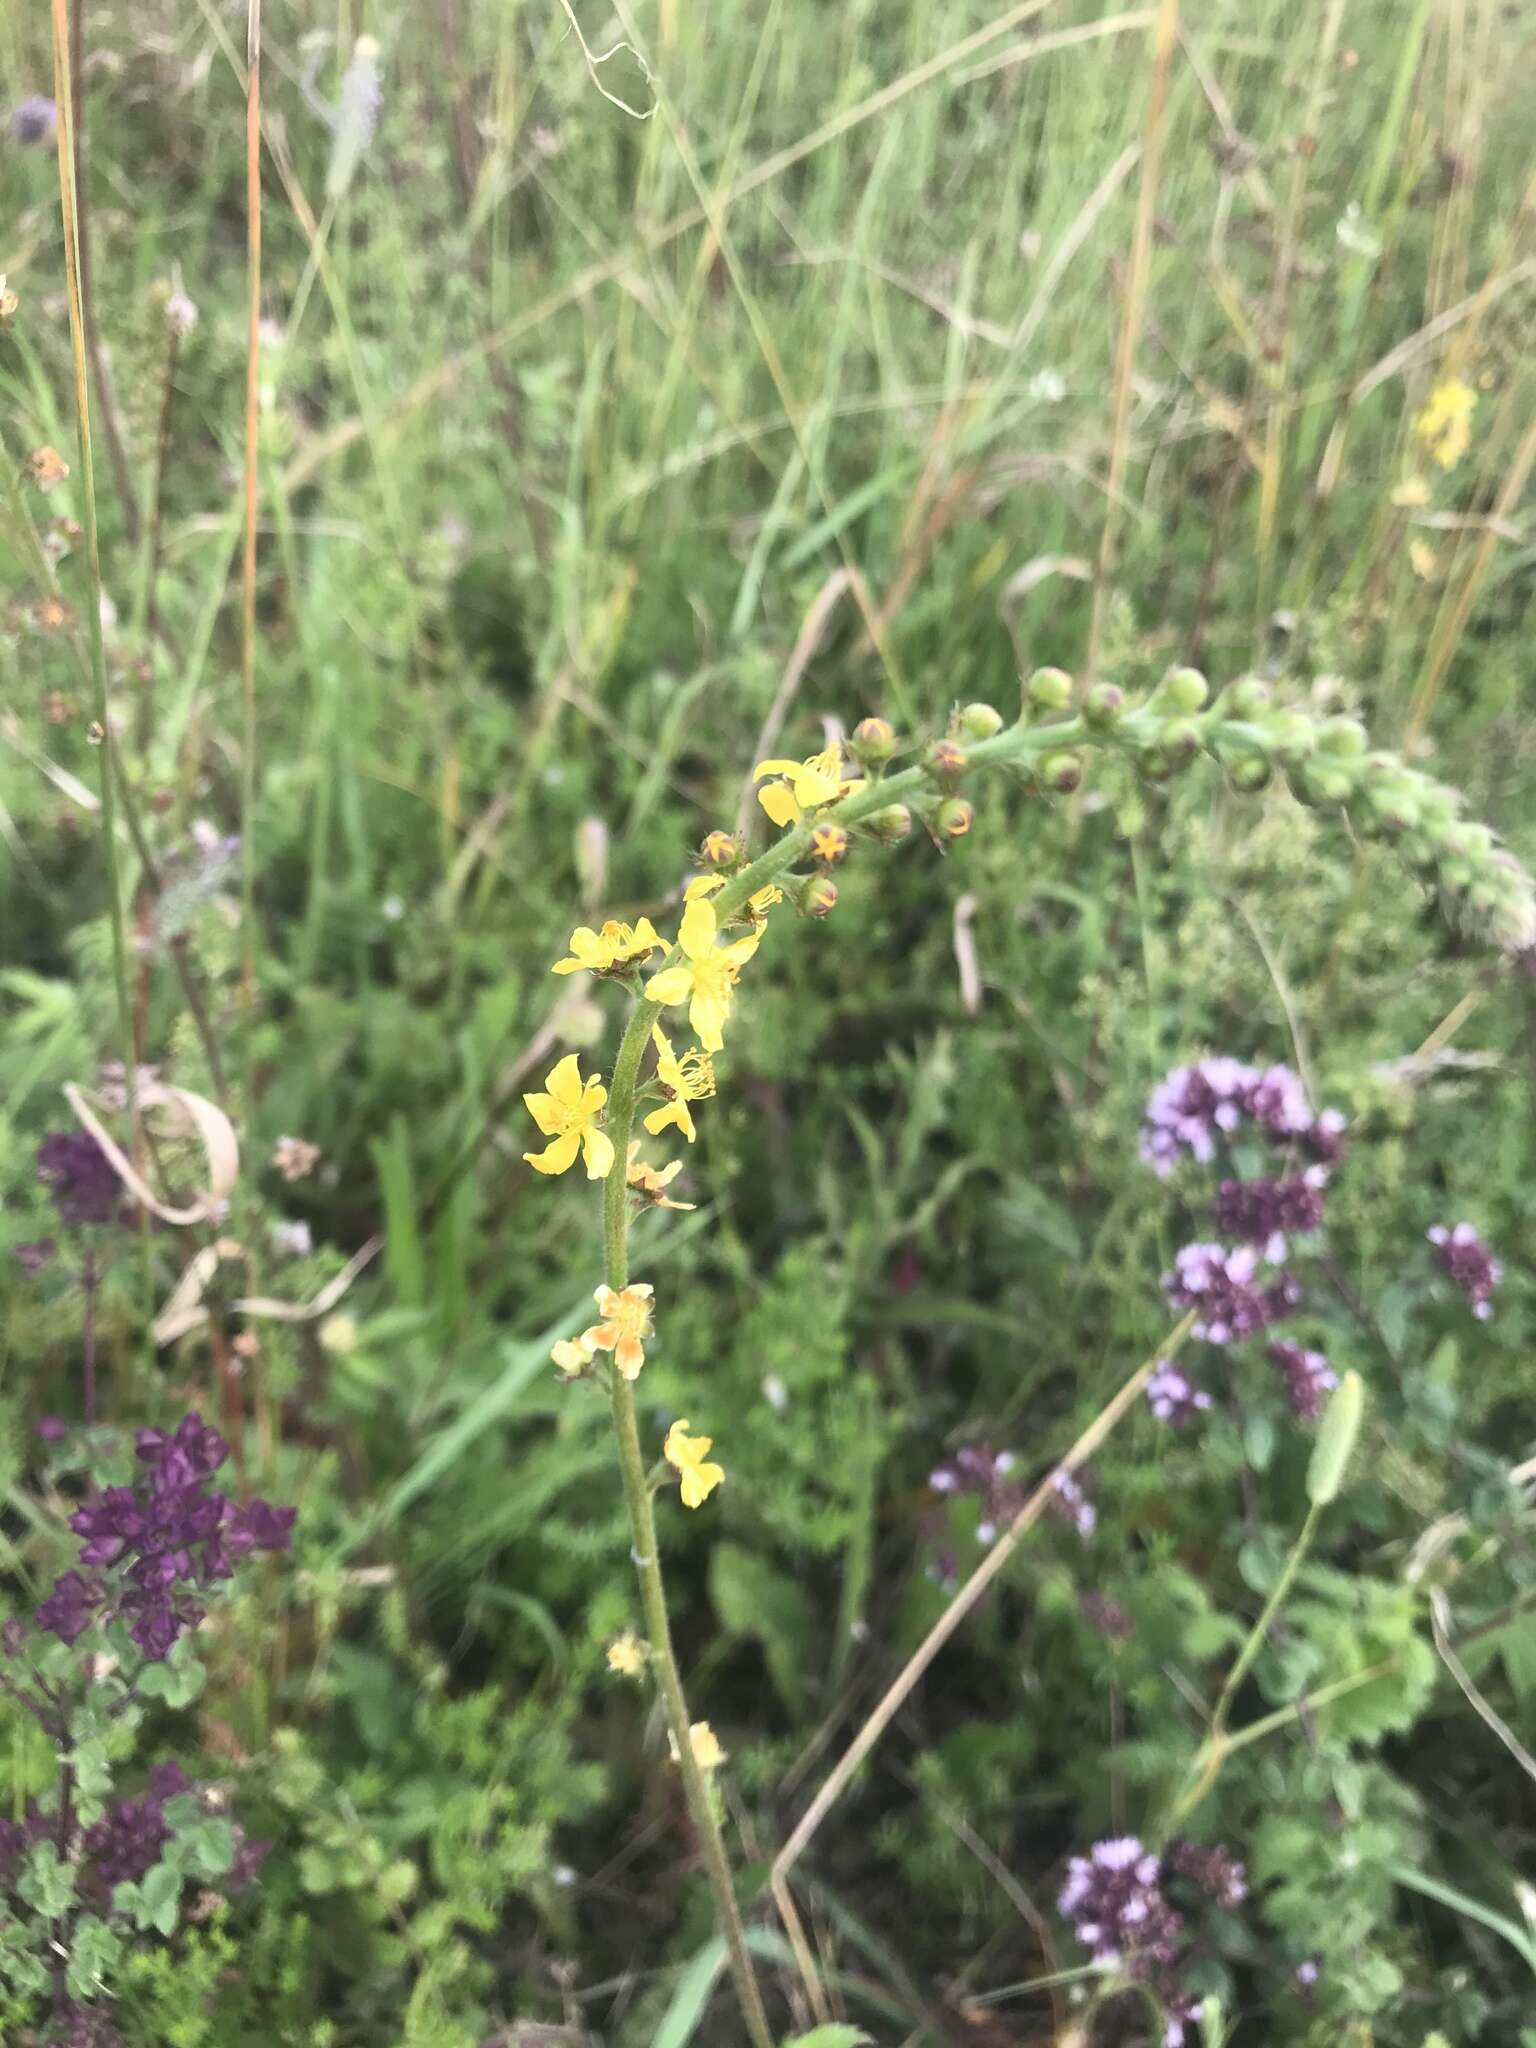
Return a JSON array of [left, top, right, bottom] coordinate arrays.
[[643, 896, 759, 1053], [582, 1282, 655, 1380], [625, 1141, 697, 1211], [607, 1631, 648, 1677], [644, 1024, 715, 1143], [751, 746, 864, 828], [522, 1054, 616, 1180], [1413, 377, 1476, 471], [668, 1720, 727, 1770], [664, 1418, 724, 1509], [551, 916, 664, 977]]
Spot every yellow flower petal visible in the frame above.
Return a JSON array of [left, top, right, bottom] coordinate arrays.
[[644, 964, 693, 1006], [644, 1098, 696, 1142], [752, 758, 803, 780], [690, 987, 731, 1054], [521, 1089, 562, 1137], [582, 1126, 616, 1180], [757, 782, 801, 829], [684, 874, 726, 900], [545, 1053, 585, 1109], [524, 1130, 581, 1175], [677, 895, 717, 962]]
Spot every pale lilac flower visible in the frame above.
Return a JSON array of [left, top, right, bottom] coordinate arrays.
[[1163, 1242, 1282, 1345], [269, 1218, 314, 1258], [1051, 1469, 1096, 1539], [1059, 1836, 1182, 1968], [1267, 1340, 1337, 1420], [1427, 1222, 1502, 1320], [1145, 1361, 1212, 1426], [10, 96, 57, 147], [1140, 1058, 1345, 1175]]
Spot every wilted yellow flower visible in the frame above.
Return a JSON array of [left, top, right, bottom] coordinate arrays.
[[644, 1024, 714, 1143], [551, 1332, 597, 1377], [26, 446, 69, 491], [1414, 378, 1476, 470], [522, 1054, 615, 1180], [626, 1142, 696, 1210], [272, 1134, 321, 1181], [664, 1418, 724, 1508], [669, 1719, 727, 1770], [752, 746, 863, 827], [607, 1631, 647, 1676], [552, 916, 664, 977], [1409, 539, 1439, 581], [582, 1282, 655, 1379], [644, 897, 759, 1053]]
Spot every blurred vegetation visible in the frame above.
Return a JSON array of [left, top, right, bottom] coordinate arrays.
[[2, 0, 1535, 2042]]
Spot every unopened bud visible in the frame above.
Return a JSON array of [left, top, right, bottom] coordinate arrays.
[[1083, 682, 1124, 730], [1025, 666, 1073, 713], [1225, 676, 1271, 720], [801, 874, 838, 918], [926, 739, 968, 785], [1263, 710, 1316, 767], [1317, 716, 1368, 757], [700, 829, 742, 869], [1159, 665, 1209, 714], [1295, 761, 1355, 806], [955, 701, 1004, 742], [810, 822, 849, 864], [934, 797, 973, 839], [1228, 753, 1273, 794], [1159, 718, 1203, 763], [1040, 751, 1083, 794], [864, 803, 913, 844], [850, 716, 897, 766]]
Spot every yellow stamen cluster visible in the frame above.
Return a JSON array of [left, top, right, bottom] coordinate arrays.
[[645, 1024, 715, 1143]]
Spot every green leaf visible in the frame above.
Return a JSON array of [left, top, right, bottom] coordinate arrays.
[[781, 2030, 873, 2048], [709, 1542, 818, 1716], [136, 1861, 183, 1937], [1307, 1370, 1364, 1505], [18, 1841, 75, 1918]]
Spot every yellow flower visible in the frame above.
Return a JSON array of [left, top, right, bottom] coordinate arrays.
[[1414, 378, 1476, 471], [607, 1631, 647, 1676], [752, 746, 863, 827], [669, 1719, 727, 1770], [582, 1282, 655, 1380], [1391, 474, 1431, 508], [626, 1142, 697, 1211], [643, 897, 759, 1053], [644, 1024, 715, 1143], [1409, 539, 1439, 581], [522, 1054, 615, 1180], [551, 1333, 597, 1377], [552, 916, 664, 977], [664, 1418, 724, 1509], [684, 872, 783, 928]]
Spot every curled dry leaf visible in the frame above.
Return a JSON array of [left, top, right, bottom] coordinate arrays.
[[64, 1078, 238, 1226], [152, 1234, 383, 1347]]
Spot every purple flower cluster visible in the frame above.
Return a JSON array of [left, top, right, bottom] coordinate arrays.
[[37, 1130, 125, 1229], [1145, 1361, 1212, 1426], [1427, 1222, 1502, 1321], [37, 1413, 294, 1660], [1211, 1173, 1326, 1262], [1266, 1341, 1337, 1421], [928, 1444, 1028, 1546], [1162, 1243, 1299, 1346], [1140, 1058, 1343, 1177], [1060, 1835, 1248, 2045]]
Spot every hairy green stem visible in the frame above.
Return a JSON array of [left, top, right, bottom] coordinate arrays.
[[600, 997, 776, 2048]]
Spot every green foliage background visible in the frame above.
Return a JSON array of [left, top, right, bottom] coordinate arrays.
[[1, 0, 1535, 2041]]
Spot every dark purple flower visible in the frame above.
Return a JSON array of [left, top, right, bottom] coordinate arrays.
[[50, 2000, 127, 2047], [10, 95, 58, 147], [1267, 1341, 1337, 1421], [1211, 1173, 1326, 1261], [1145, 1361, 1212, 1426], [14, 1237, 58, 1274], [39, 1410, 295, 1659], [1162, 1242, 1285, 1345], [37, 1130, 123, 1228], [83, 1766, 186, 1889], [1428, 1222, 1502, 1320], [1169, 1839, 1248, 1909]]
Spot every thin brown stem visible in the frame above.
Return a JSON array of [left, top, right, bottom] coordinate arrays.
[[68, 0, 139, 543]]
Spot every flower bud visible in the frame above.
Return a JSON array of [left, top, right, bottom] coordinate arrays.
[[1227, 753, 1272, 793], [1159, 718, 1203, 763], [955, 701, 1004, 742], [1224, 676, 1271, 720], [1307, 1370, 1364, 1505], [934, 797, 973, 838], [1025, 666, 1073, 713], [1263, 710, 1316, 767], [864, 803, 913, 844], [1040, 751, 1083, 794], [1158, 665, 1209, 714], [801, 874, 838, 917], [1294, 761, 1355, 807], [926, 739, 968, 785], [1317, 716, 1368, 757], [701, 829, 742, 869], [810, 822, 849, 864], [1083, 682, 1124, 730], [850, 716, 897, 766]]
